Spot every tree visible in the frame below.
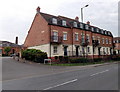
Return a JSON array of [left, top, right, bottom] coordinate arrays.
[[4, 47, 11, 56]]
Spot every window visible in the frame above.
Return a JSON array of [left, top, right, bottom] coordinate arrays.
[[97, 37, 100, 43], [102, 38, 104, 44], [106, 38, 108, 44], [63, 33, 67, 40], [117, 40, 119, 43], [53, 31, 58, 42], [109, 39, 111, 44], [62, 20, 66, 26], [91, 27, 94, 32], [80, 23, 83, 29], [105, 31, 107, 35], [92, 36, 95, 40], [81, 33, 85, 43], [75, 33, 79, 41], [53, 46, 57, 54], [52, 18, 57, 24], [101, 29, 104, 34], [73, 22, 77, 27], [86, 35, 90, 42], [85, 25, 89, 30], [96, 28, 99, 33]]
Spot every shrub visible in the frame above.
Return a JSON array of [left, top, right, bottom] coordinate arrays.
[[21, 49, 47, 63], [63, 56, 69, 63], [4, 47, 11, 56], [69, 58, 90, 63], [59, 56, 63, 62], [55, 56, 58, 60], [93, 58, 102, 62]]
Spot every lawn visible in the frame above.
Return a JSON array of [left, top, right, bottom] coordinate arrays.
[[47, 60, 119, 66]]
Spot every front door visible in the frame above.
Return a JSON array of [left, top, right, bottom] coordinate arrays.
[[98, 47, 101, 55], [76, 46, 79, 56], [64, 46, 68, 56]]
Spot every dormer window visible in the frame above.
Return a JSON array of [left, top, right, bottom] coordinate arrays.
[[73, 22, 77, 27], [96, 28, 99, 33], [80, 23, 83, 29], [85, 25, 89, 30], [104, 31, 107, 35], [91, 27, 94, 32], [101, 29, 104, 34], [62, 20, 66, 26], [52, 18, 57, 24]]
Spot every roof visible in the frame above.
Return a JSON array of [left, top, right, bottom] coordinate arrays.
[[0, 41, 23, 48], [113, 37, 120, 40], [40, 12, 113, 37]]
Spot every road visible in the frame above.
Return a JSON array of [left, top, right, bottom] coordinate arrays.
[[2, 57, 118, 90]]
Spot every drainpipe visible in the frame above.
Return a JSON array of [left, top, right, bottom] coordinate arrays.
[[72, 27, 73, 56], [49, 25, 51, 59]]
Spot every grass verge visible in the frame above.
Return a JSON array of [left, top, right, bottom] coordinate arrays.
[[47, 60, 119, 66]]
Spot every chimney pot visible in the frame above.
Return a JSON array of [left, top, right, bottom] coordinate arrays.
[[87, 21, 90, 25], [75, 16, 79, 21], [15, 36, 18, 44], [36, 6, 40, 13]]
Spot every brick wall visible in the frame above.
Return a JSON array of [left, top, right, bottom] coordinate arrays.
[[24, 13, 49, 47]]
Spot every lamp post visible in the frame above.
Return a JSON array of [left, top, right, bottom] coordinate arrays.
[[81, 5, 89, 58], [81, 5, 89, 23]]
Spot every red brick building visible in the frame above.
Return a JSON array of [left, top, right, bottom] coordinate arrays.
[[113, 37, 120, 54], [24, 7, 114, 59], [0, 37, 23, 56]]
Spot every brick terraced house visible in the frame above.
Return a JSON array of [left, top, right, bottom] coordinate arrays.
[[24, 7, 114, 59], [113, 37, 120, 54]]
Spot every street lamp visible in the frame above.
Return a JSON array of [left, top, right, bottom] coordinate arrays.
[[81, 5, 89, 58], [81, 5, 89, 23]]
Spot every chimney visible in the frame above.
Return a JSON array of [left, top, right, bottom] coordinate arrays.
[[75, 16, 79, 21], [15, 36, 18, 44], [36, 6, 40, 13], [87, 21, 90, 25]]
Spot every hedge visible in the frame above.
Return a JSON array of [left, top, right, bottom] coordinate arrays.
[[21, 49, 47, 63]]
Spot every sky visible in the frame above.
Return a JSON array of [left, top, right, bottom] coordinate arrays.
[[0, 0, 119, 45]]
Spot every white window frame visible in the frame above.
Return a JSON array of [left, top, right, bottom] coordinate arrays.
[[96, 28, 99, 33], [80, 23, 83, 29], [75, 33, 79, 41], [106, 38, 108, 44], [81, 33, 85, 43], [102, 38, 104, 44], [73, 22, 77, 27], [63, 32, 67, 40], [91, 27, 94, 32], [62, 20, 66, 26], [97, 37, 100, 43], [52, 18, 57, 24], [109, 39, 111, 44], [53, 31, 58, 42], [53, 46, 58, 54], [85, 25, 89, 30], [86, 35, 90, 42]]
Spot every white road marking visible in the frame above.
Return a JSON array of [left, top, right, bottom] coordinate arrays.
[[43, 79, 78, 90], [90, 69, 109, 76]]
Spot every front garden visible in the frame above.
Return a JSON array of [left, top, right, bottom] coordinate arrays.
[[21, 49, 120, 66]]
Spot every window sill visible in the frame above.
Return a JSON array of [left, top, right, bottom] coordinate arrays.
[[53, 53, 59, 55]]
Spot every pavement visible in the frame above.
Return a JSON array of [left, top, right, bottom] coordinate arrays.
[[2, 57, 119, 90]]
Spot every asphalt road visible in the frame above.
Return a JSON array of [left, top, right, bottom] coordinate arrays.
[[2, 57, 118, 90]]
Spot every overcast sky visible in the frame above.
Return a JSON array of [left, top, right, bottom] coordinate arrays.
[[0, 0, 119, 45]]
